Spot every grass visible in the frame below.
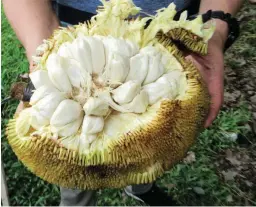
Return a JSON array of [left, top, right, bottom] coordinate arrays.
[[1, 8, 61, 206], [97, 105, 254, 206], [1, 3, 255, 206]]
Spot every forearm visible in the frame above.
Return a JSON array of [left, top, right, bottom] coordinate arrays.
[[199, 0, 243, 15], [3, 0, 59, 64], [199, 0, 244, 47]]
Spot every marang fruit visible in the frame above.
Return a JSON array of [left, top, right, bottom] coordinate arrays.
[[6, 0, 215, 189]]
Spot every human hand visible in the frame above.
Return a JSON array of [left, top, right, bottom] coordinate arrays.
[[186, 20, 228, 128]]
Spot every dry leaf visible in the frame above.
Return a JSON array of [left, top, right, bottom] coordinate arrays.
[[225, 149, 241, 166], [226, 157, 241, 165], [183, 151, 196, 164], [244, 180, 253, 187], [222, 170, 238, 181], [164, 183, 176, 189]]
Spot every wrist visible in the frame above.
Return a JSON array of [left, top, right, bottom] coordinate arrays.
[[196, 10, 240, 51], [214, 19, 229, 42], [211, 19, 229, 49]]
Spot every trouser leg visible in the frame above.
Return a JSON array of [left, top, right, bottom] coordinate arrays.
[[59, 187, 97, 206], [174, 0, 201, 20]]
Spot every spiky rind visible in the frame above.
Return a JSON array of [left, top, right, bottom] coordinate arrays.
[[6, 36, 209, 189], [6, 123, 165, 189], [6, 0, 212, 189], [160, 28, 207, 55]]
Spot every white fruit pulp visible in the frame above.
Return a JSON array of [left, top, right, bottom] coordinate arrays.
[[16, 35, 187, 153]]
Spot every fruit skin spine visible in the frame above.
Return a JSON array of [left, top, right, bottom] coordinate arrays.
[[5, 0, 214, 189], [6, 38, 210, 189], [167, 28, 208, 55]]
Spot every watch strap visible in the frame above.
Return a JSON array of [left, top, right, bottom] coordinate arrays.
[[188, 10, 240, 51]]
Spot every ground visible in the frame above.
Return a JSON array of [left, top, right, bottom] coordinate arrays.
[[1, 2, 255, 206]]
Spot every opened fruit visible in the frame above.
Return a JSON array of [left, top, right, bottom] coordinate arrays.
[[6, 0, 215, 189]]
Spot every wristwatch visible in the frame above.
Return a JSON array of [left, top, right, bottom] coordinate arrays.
[[188, 10, 240, 51]]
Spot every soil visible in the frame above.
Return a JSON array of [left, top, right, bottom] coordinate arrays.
[[217, 2, 256, 204]]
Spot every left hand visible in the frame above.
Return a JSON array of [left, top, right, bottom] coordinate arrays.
[[186, 20, 228, 128]]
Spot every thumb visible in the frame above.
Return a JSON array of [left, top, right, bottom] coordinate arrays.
[[204, 92, 223, 128]]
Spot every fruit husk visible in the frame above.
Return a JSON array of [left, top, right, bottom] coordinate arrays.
[[6, 38, 210, 189]]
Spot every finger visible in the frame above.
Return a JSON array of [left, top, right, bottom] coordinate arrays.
[[185, 55, 194, 62], [185, 55, 205, 76], [185, 55, 224, 128], [204, 90, 223, 128], [185, 55, 200, 69]]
